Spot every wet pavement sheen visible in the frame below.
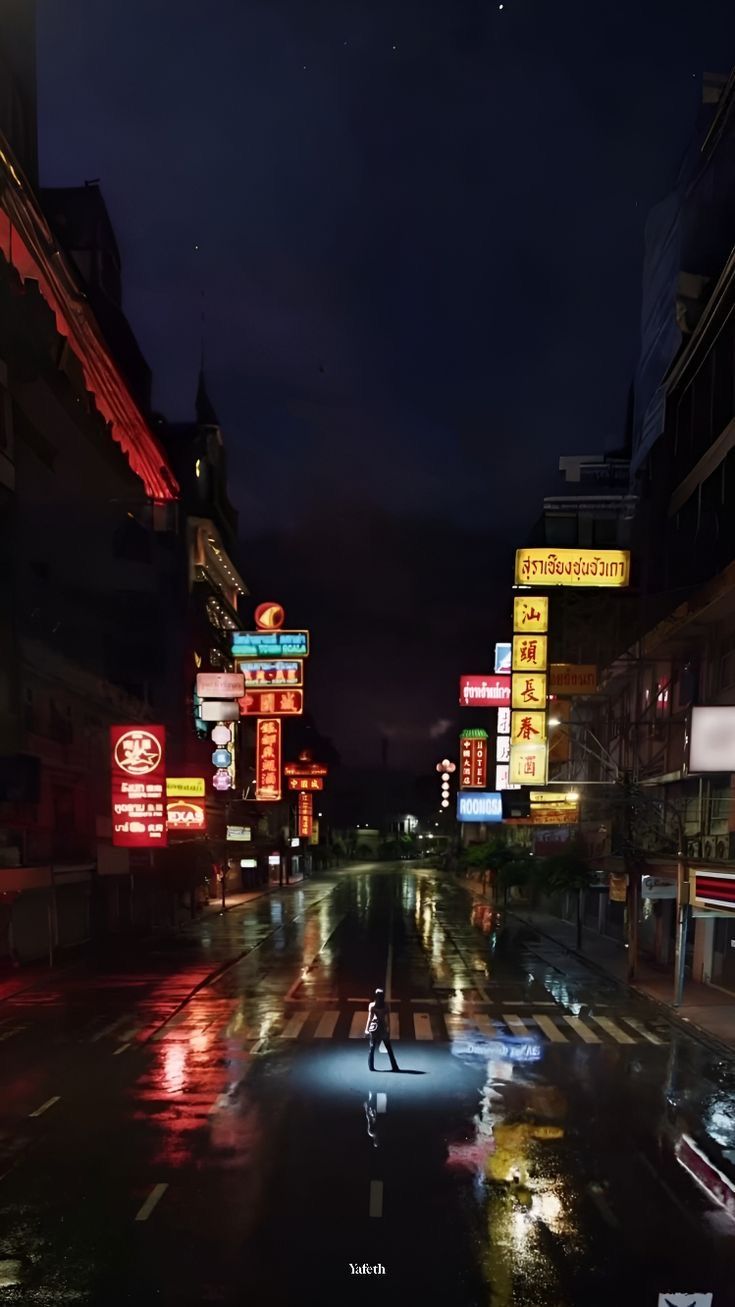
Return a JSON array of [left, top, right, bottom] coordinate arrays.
[[0, 864, 734, 1306]]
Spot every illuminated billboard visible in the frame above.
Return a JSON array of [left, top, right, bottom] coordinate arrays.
[[232, 631, 309, 658], [239, 689, 304, 717], [110, 725, 167, 848], [513, 596, 549, 633], [459, 675, 510, 707], [515, 547, 630, 587], [689, 706, 735, 773], [456, 792, 503, 823], [238, 660, 303, 689], [256, 719, 282, 801]]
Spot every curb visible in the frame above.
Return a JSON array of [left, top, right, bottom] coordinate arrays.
[[507, 907, 735, 1062]]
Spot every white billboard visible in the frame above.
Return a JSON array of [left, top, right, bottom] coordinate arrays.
[[690, 706, 735, 772]]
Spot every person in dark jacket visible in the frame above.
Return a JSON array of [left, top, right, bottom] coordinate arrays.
[[365, 988, 399, 1071]]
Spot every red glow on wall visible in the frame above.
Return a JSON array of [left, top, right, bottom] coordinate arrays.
[[0, 194, 177, 501]]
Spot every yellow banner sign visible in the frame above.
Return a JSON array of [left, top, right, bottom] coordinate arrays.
[[513, 595, 549, 634], [511, 711, 547, 744], [529, 790, 576, 805], [549, 664, 597, 695], [511, 673, 547, 710], [512, 634, 547, 672], [515, 548, 630, 588], [166, 777, 206, 798], [530, 806, 579, 825], [509, 742, 548, 786]]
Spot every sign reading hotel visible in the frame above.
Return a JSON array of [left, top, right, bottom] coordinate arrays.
[[232, 631, 309, 659], [459, 675, 510, 707], [549, 664, 597, 696], [255, 719, 282, 801], [110, 725, 167, 848], [515, 547, 630, 588], [459, 730, 488, 789], [239, 689, 304, 717]]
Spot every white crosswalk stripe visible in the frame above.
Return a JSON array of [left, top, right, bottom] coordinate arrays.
[[349, 1011, 368, 1039], [281, 1012, 309, 1039], [589, 1015, 635, 1044], [621, 1016, 664, 1045], [390, 1012, 400, 1041], [413, 1013, 433, 1040], [314, 1011, 339, 1038], [503, 1013, 530, 1036], [562, 1015, 601, 1043], [532, 1014, 568, 1042]]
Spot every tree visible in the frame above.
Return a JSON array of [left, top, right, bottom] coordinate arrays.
[[496, 851, 534, 909], [539, 843, 593, 951]]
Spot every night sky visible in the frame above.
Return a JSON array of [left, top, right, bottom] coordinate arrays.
[[37, 0, 735, 777]]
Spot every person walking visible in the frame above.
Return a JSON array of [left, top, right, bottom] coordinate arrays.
[[365, 988, 399, 1071]]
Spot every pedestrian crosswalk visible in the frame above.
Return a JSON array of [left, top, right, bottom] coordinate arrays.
[[261, 1006, 672, 1049]]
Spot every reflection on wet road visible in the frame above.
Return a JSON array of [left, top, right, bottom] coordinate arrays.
[[0, 864, 733, 1304]]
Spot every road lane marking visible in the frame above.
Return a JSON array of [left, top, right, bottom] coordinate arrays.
[[350, 1012, 368, 1039], [502, 1014, 530, 1036], [314, 1011, 339, 1038], [622, 1017, 664, 1045], [376, 1093, 387, 1114], [135, 1182, 169, 1222], [369, 1180, 383, 1218], [250, 1038, 265, 1055], [281, 1012, 309, 1039], [590, 1015, 635, 1044], [151, 1011, 189, 1042], [562, 1015, 601, 1043], [113, 1042, 131, 1056], [90, 1016, 128, 1043], [29, 1096, 60, 1118], [389, 1012, 399, 1041], [413, 1013, 433, 1041], [532, 1014, 568, 1042]]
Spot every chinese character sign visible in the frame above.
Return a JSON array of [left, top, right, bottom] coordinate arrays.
[[511, 673, 547, 709], [512, 635, 547, 672], [110, 725, 167, 848], [459, 733, 488, 789], [288, 777, 324, 792], [515, 547, 630, 587], [239, 689, 304, 716], [508, 742, 548, 786], [511, 711, 548, 744], [513, 596, 548, 633], [298, 791, 313, 838], [496, 735, 510, 763], [256, 719, 282, 801]]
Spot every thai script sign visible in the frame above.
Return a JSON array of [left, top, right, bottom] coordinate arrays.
[[548, 664, 597, 696], [195, 672, 244, 698], [110, 725, 167, 848], [514, 547, 630, 587], [459, 675, 510, 707], [237, 660, 303, 689], [232, 631, 309, 658], [166, 777, 205, 798]]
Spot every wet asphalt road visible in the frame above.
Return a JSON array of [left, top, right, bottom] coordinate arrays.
[[1, 863, 734, 1307]]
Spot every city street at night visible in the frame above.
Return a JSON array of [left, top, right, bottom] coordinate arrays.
[[1, 865, 734, 1305]]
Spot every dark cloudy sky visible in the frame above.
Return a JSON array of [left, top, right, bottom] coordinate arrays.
[[37, 0, 735, 771]]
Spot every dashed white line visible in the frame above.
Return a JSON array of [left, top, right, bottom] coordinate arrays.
[[134, 1182, 169, 1222], [369, 1179, 383, 1218], [29, 1096, 60, 1118]]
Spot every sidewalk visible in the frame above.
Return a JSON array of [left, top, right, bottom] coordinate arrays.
[[459, 875, 735, 1056], [0, 872, 310, 1003]]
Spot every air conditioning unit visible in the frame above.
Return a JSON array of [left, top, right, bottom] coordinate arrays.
[[703, 837, 716, 861], [716, 837, 729, 861], [687, 839, 701, 859]]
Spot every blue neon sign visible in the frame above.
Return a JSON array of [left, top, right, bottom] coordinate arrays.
[[457, 792, 503, 822]]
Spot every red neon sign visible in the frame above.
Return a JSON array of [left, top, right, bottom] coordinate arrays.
[[256, 719, 282, 801], [110, 725, 167, 848], [288, 777, 324, 792], [298, 791, 313, 839], [239, 689, 304, 717], [459, 675, 511, 707], [460, 736, 488, 790]]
